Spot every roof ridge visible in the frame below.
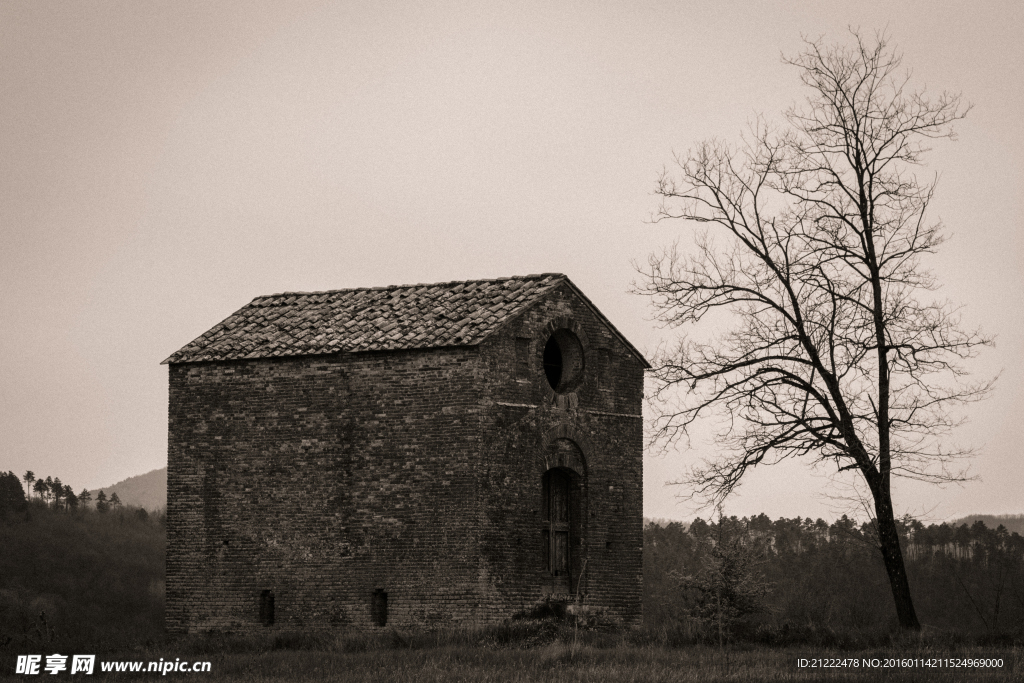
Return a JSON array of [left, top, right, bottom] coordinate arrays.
[[254, 273, 565, 301]]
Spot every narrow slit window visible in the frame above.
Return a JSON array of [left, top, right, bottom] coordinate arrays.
[[259, 590, 275, 626], [371, 589, 388, 627]]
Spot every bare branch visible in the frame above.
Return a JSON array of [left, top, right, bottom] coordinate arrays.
[[639, 30, 992, 631]]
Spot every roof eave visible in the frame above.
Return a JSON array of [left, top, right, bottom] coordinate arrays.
[[161, 341, 487, 365]]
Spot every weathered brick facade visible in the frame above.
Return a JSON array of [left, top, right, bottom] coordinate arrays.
[[164, 275, 646, 632]]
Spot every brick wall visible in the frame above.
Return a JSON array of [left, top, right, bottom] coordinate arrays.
[[167, 346, 490, 632], [476, 281, 644, 624]]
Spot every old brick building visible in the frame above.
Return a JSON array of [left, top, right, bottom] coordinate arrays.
[[163, 274, 647, 632]]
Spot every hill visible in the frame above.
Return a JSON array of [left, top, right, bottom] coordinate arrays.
[[644, 517, 689, 529], [91, 467, 166, 511], [949, 513, 1024, 536], [0, 504, 165, 652]]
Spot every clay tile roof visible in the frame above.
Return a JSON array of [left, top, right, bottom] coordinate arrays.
[[163, 274, 569, 364]]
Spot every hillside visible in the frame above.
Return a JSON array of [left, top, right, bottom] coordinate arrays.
[[644, 517, 689, 529], [91, 467, 166, 511], [950, 513, 1024, 536], [0, 504, 165, 652]]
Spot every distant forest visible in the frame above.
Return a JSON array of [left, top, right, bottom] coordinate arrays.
[[646, 515, 1024, 643], [0, 467, 167, 513], [0, 471, 164, 652], [0, 470, 124, 513], [950, 514, 1024, 537], [644, 514, 1024, 538], [2, 469, 1022, 651]]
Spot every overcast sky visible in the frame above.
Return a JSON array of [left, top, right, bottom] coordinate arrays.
[[2, 0, 1021, 523]]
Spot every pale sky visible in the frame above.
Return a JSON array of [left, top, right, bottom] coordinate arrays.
[[2, 1, 1021, 523]]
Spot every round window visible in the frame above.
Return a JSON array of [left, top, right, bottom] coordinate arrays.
[[543, 329, 585, 393]]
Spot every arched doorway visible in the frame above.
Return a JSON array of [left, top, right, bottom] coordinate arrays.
[[538, 435, 588, 595]]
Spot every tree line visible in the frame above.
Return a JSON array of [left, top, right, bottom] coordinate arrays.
[[0, 476, 165, 653], [644, 515, 1024, 644], [0, 470, 121, 515]]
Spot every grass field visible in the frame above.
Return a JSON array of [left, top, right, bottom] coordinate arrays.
[[3, 506, 1022, 680], [59, 643, 1020, 682]]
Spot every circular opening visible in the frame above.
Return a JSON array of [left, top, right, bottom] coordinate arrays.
[[543, 329, 584, 393]]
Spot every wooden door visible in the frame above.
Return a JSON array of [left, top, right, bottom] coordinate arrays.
[[543, 469, 571, 592]]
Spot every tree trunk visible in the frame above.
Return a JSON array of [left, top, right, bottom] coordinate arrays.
[[873, 490, 921, 631]]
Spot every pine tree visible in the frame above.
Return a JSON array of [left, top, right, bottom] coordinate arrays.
[[64, 485, 78, 510], [33, 479, 47, 504], [52, 477, 64, 509], [0, 471, 27, 514]]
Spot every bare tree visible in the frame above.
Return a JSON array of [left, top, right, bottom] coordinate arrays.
[[639, 31, 992, 631]]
